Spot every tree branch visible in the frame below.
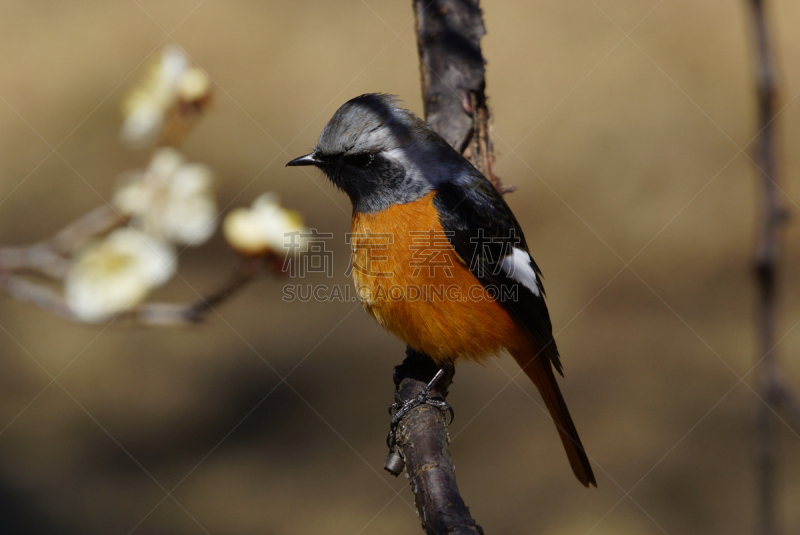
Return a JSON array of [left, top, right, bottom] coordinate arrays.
[[772, 376, 800, 432], [386, 349, 483, 535], [747, 1, 791, 534], [0, 206, 126, 279], [413, 0, 511, 193], [0, 198, 267, 326], [0, 272, 76, 319], [383, 1, 499, 533], [0, 252, 262, 326], [135, 257, 260, 325], [48, 205, 128, 255]]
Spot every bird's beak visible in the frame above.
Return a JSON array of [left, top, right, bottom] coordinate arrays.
[[286, 152, 323, 167]]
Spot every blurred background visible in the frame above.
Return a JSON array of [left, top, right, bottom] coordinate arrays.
[[1, 0, 800, 533]]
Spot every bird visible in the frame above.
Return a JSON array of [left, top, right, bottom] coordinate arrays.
[[287, 93, 596, 487]]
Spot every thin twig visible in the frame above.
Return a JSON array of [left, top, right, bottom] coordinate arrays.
[[0, 244, 72, 279], [773, 376, 800, 432], [0, 272, 76, 320], [136, 257, 260, 325], [159, 93, 214, 148], [0, 256, 261, 326], [48, 205, 128, 255], [0, 49, 234, 326], [747, 1, 790, 534], [0, 185, 264, 325], [0, 205, 126, 279]]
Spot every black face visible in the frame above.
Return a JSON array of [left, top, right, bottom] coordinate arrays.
[[314, 150, 428, 213]]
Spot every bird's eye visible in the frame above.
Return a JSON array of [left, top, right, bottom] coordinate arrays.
[[343, 152, 374, 168]]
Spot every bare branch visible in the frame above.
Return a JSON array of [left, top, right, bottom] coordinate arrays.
[[0, 205, 126, 279], [48, 205, 128, 255], [773, 377, 800, 433], [0, 244, 72, 279], [386, 350, 483, 535], [135, 257, 260, 325], [0, 272, 76, 320], [413, 0, 511, 193], [747, 1, 791, 534], [383, 1, 499, 532]]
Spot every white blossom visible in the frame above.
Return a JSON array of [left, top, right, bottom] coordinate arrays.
[[223, 194, 308, 256], [114, 147, 217, 246], [177, 67, 211, 102], [65, 228, 176, 321], [120, 46, 211, 149]]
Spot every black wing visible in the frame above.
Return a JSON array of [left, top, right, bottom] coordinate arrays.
[[433, 176, 563, 375]]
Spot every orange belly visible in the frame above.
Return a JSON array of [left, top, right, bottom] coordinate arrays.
[[350, 192, 530, 364]]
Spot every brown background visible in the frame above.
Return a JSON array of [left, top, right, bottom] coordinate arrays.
[[1, 0, 799, 533]]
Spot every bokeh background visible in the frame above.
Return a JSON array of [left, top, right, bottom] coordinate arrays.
[[1, 0, 800, 533]]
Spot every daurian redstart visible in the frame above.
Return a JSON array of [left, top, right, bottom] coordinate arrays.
[[288, 94, 595, 487]]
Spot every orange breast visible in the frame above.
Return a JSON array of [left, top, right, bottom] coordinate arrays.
[[350, 191, 530, 364]]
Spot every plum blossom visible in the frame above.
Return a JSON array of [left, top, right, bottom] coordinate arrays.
[[223, 193, 309, 256], [120, 46, 211, 148], [114, 147, 217, 246], [65, 228, 176, 321]]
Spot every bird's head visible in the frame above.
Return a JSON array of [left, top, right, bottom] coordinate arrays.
[[287, 93, 467, 212]]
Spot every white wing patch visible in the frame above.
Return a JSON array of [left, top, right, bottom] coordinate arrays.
[[501, 248, 540, 297]]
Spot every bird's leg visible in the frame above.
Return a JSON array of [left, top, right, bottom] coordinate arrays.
[[388, 368, 454, 445]]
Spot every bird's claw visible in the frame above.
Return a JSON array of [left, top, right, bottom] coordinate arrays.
[[386, 367, 454, 448], [386, 392, 454, 447], [389, 395, 454, 426]]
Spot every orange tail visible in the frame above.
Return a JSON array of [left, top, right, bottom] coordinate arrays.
[[511, 347, 596, 487]]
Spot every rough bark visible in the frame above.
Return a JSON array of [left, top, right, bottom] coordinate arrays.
[[381, 2, 500, 533], [413, 0, 510, 192], [386, 349, 483, 535]]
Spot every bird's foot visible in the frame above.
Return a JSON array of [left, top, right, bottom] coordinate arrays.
[[386, 368, 454, 448], [389, 396, 453, 427]]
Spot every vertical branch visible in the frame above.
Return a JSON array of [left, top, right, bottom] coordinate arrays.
[[382, 2, 498, 533], [747, 1, 788, 534], [413, 0, 510, 193], [388, 350, 483, 535]]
